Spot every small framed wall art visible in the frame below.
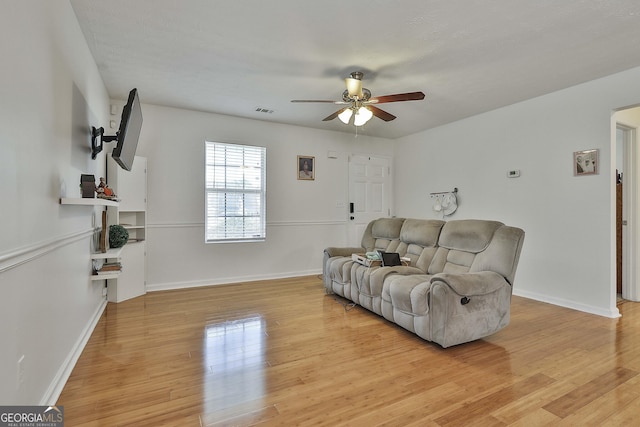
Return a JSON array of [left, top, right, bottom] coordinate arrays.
[[574, 149, 598, 176], [297, 155, 315, 180]]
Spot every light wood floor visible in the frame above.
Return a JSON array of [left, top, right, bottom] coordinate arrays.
[[58, 275, 640, 426]]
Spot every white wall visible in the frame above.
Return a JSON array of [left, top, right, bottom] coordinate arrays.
[[395, 66, 640, 318], [127, 103, 394, 290], [0, 2, 110, 404]]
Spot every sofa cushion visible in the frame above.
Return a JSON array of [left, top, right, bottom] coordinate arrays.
[[428, 220, 504, 275], [428, 248, 475, 274], [437, 219, 504, 253], [395, 219, 445, 271], [362, 217, 405, 251], [400, 219, 444, 247], [384, 275, 432, 316]]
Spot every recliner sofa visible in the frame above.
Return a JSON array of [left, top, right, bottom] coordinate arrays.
[[323, 218, 525, 347]]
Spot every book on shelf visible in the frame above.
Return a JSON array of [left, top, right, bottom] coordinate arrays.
[[94, 262, 122, 275], [100, 262, 122, 270]]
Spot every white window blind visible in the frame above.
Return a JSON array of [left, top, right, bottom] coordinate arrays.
[[205, 142, 266, 242]]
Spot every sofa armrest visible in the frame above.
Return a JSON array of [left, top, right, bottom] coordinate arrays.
[[324, 246, 364, 258], [428, 271, 512, 348], [430, 271, 509, 296]]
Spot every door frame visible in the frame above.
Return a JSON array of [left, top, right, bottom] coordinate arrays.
[[617, 124, 635, 300]]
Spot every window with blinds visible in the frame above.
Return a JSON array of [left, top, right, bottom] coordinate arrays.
[[205, 142, 266, 242]]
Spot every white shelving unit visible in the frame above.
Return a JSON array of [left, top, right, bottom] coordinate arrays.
[[107, 155, 147, 303], [59, 158, 146, 303]]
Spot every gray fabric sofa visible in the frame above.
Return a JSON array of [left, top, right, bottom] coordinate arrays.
[[323, 218, 525, 347]]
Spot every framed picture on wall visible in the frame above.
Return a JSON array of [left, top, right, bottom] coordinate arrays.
[[574, 149, 598, 176], [298, 155, 315, 180]]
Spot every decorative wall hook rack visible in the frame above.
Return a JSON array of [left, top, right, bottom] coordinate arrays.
[[430, 187, 458, 198], [431, 187, 459, 217]]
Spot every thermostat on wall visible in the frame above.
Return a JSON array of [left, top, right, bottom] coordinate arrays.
[[507, 170, 521, 178]]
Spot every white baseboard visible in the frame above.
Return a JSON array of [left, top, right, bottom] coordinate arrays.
[[513, 288, 620, 318], [41, 299, 108, 405], [146, 269, 323, 292]]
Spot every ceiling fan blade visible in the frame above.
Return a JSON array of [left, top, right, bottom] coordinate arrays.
[[291, 99, 337, 103], [369, 91, 425, 104], [323, 108, 348, 121], [368, 105, 396, 122], [291, 99, 350, 105]]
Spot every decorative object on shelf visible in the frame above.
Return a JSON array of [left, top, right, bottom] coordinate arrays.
[[430, 188, 458, 217], [96, 177, 119, 201], [109, 225, 129, 248], [80, 174, 96, 198], [298, 155, 315, 180], [574, 149, 598, 176]]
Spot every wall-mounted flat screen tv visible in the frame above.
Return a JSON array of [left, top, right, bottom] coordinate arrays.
[[112, 88, 143, 171]]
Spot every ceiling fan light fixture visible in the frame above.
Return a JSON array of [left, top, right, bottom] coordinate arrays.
[[345, 77, 363, 99], [338, 108, 353, 124], [354, 107, 373, 126]]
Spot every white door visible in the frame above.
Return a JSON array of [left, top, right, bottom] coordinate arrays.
[[347, 155, 392, 246]]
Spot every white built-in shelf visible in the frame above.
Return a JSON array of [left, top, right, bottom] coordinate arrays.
[[60, 197, 119, 207], [122, 225, 145, 230], [91, 247, 124, 260], [91, 272, 120, 281]]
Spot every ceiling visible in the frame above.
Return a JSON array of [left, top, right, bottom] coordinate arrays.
[[70, 0, 640, 140]]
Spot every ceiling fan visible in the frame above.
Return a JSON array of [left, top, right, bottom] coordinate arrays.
[[291, 71, 425, 126]]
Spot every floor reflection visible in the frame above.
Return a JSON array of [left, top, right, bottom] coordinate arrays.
[[203, 316, 266, 418]]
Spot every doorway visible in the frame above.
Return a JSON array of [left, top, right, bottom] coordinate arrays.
[[614, 107, 640, 302]]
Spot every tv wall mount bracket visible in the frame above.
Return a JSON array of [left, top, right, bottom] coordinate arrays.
[[91, 126, 118, 159]]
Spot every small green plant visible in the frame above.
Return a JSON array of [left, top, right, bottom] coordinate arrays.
[[109, 225, 129, 248]]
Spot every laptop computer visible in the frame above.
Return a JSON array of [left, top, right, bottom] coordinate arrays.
[[377, 250, 402, 267]]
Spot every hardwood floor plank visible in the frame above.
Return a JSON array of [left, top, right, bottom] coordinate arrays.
[[57, 277, 640, 426], [555, 376, 640, 425], [433, 373, 556, 426], [543, 367, 638, 418], [596, 393, 640, 426]]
